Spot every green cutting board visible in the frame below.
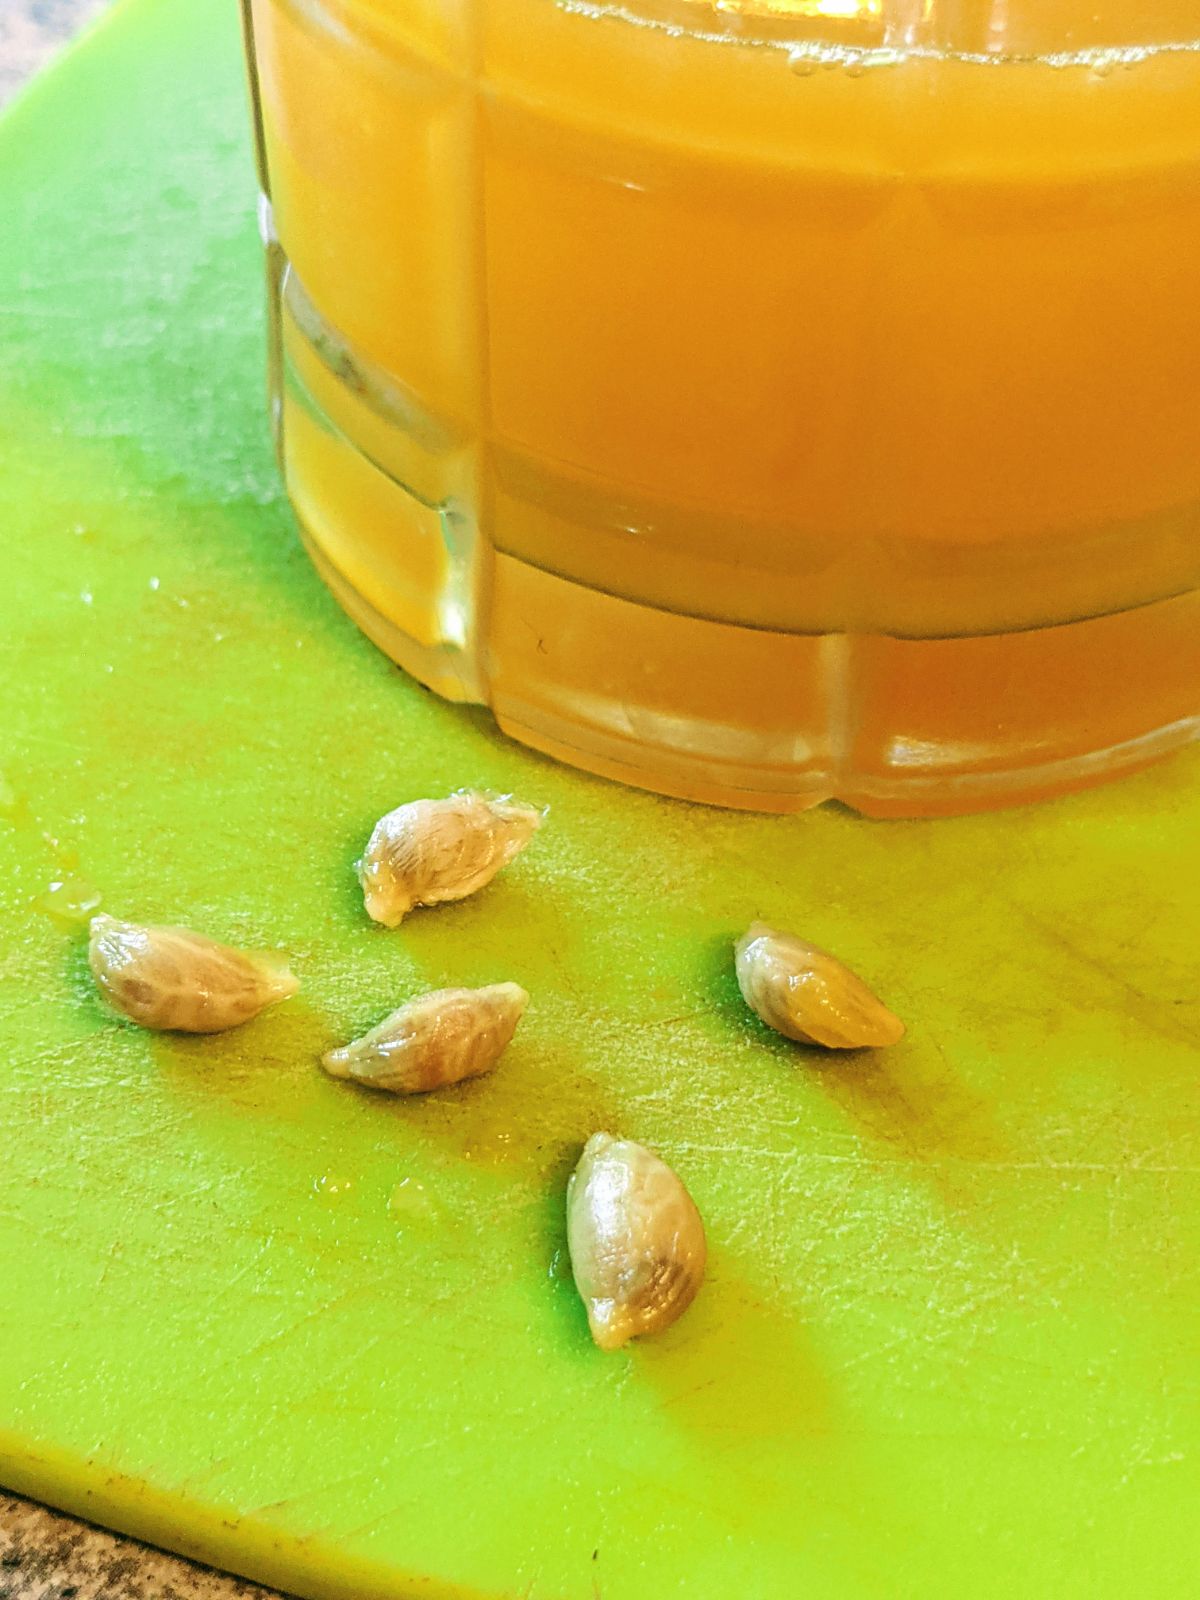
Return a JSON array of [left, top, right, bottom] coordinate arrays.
[[2, 4, 1198, 1596]]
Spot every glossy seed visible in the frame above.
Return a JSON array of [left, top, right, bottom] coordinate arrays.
[[321, 982, 528, 1094], [567, 1133, 706, 1352], [357, 791, 543, 927], [87, 914, 298, 1033], [734, 921, 904, 1049]]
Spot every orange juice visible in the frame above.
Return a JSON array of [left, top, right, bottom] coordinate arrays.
[[242, 0, 1200, 813]]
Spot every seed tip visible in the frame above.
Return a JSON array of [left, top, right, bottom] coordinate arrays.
[[588, 1309, 630, 1353], [271, 965, 301, 1002], [362, 887, 409, 928], [321, 1047, 352, 1079]]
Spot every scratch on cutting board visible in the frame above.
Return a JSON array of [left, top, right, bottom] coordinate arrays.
[[321, 1506, 417, 1545], [585, 1457, 729, 1529], [639, 1008, 716, 1030], [0, 304, 91, 319], [668, 1138, 1195, 1176], [87, 1114, 208, 1152], [1113, 1443, 1187, 1491], [935, 1156, 1194, 1176], [656, 1376, 721, 1410], [242, 1466, 388, 1522], [211, 1261, 289, 1307], [1014, 902, 1198, 1047], [182, 1286, 373, 1381], [830, 1278, 1018, 1377]]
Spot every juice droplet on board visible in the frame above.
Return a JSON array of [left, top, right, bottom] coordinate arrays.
[[388, 1177, 439, 1225], [461, 1126, 517, 1163], [35, 876, 103, 928], [42, 832, 80, 870], [0, 774, 30, 824], [312, 1172, 355, 1199]]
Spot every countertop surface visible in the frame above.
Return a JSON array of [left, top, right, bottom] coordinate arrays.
[[0, 1, 110, 105], [0, 1495, 278, 1600], [0, 9, 283, 1598]]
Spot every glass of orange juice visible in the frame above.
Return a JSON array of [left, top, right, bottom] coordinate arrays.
[[240, 0, 1200, 815]]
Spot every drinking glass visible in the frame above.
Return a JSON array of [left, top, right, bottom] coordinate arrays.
[[240, 0, 1200, 814]]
